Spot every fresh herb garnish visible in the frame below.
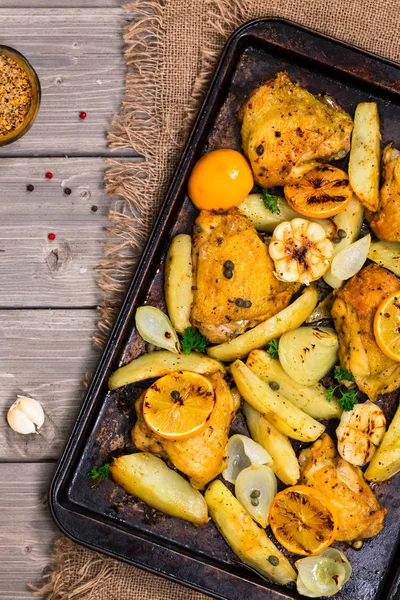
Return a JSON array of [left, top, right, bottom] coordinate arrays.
[[266, 338, 279, 359], [326, 367, 357, 411], [88, 463, 111, 482], [262, 190, 281, 214], [181, 327, 207, 354]]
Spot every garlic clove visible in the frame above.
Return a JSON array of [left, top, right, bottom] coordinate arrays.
[[135, 306, 181, 353], [7, 396, 45, 434]]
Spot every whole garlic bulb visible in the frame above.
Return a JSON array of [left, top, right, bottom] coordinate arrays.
[[7, 396, 45, 434]]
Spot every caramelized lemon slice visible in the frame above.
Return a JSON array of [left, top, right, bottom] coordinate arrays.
[[284, 165, 353, 219], [143, 371, 215, 440], [373, 291, 400, 362], [269, 485, 338, 555]]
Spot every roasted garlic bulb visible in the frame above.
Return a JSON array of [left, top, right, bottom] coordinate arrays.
[[269, 218, 334, 284], [336, 403, 386, 466]]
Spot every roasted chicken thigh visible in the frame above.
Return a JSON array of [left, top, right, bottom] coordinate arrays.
[[299, 434, 386, 541], [331, 264, 400, 400], [190, 209, 295, 344], [241, 72, 353, 188], [367, 145, 400, 241]]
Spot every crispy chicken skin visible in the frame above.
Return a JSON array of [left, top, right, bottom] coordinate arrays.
[[331, 264, 400, 401], [299, 434, 386, 541], [367, 145, 400, 241], [240, 72, 353, 188], [190, 209, 295, 344], [132, 372, 236, 490]]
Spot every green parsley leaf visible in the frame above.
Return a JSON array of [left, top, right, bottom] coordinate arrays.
[[336, 388, 358, 412], [333, 367, 354, 383], [325, 386, 336, 402], [262, 190, 281, 214], [88, 463, 111, 481], [266, 338, 279, 359], [181, 327, 207, 354]]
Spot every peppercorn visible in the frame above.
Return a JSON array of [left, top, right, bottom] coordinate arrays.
[[275, 131, 281, 138], [91, 205, 99, 212], [45, 172, 53, 179], [269, 381, 280, 391], [0, 55, 32, 138], [64, 187, 72, 195], [79, 111, 87, 120], [48, 233, 56, 241], [26, 184, 34, 192]]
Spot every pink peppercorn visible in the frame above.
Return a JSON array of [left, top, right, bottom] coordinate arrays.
[[48, 233, 56, 241], [79, 111, 87, 120], [45, 172, 53, 179]]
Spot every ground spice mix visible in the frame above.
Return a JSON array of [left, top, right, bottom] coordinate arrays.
[[0, 54, 32, 137]]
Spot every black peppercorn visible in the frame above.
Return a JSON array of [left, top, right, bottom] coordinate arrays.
[[26, 184, 34, 192], [256, 144, 264, 156], [64, 187, 72, 195], [91, 205, 99, 212], [275, 131, 281, 138]]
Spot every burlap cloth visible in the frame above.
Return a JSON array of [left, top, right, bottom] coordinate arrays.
[[34, 1, 399, 598]]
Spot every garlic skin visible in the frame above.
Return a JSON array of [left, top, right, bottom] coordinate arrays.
[[7, 396, 45, 434]]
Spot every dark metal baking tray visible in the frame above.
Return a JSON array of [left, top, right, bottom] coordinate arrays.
[[49, 18, 400, 600]]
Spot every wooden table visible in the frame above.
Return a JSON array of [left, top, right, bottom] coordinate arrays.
[[0, 2, 139, 597]]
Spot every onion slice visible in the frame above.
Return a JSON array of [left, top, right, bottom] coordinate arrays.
[[235, 465, 277, 527], [222, 434, 272, 484], [135, 306, 181, 353], [295, 549, 352, 597], [330, 234, 371, 280]]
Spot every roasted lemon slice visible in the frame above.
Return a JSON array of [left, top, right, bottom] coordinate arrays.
[[284, 165, 353, 219], [143, 371, 215, 439], [373, 291, 400, 362], [269, 485, 338, 555]]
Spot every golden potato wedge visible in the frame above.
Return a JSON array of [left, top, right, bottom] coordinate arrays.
[[348, 103, 381, 212], [164, 234, 193, 333], [108, 350, 225, 390], [243, 402, 300, 485], [207, 285, 318, 362], [365, 404, 400, 482], [230, 360, 325, 442], [205, 480, 296, 585], [110, 452, 208, 526], [246, 350, 342, 420], [323, 196, 364, 288], [368, 240, 400, 277]]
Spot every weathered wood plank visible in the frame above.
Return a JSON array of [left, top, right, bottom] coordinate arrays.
[[0, 309, 101, 460], [0, 157, 142, 307], [0, 462, 56, 600], [0, 8, 137, 157]]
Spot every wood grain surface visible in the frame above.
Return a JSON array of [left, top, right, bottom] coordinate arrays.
[[0, 462, 56, 600]]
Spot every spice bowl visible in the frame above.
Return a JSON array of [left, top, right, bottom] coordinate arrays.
[[0, 45, 41, 147]]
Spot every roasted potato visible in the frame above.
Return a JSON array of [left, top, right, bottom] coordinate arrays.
[[368, 240, 400, 277], [110, 452, 208, 526], [231, 360, 325, 442], [246, 350, 342, 420], [365, 404, 400, 482], [164, 234, 193, 333], [243, 402, 300, 485], [207, 285, 318, 362], [205, 480, 296, 585], [323, 196, 364, 288], [108, 350, 225, 390], [348, 103, 381, 212]]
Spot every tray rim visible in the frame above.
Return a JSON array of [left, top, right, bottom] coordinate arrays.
[[49, 17, 400, 600]]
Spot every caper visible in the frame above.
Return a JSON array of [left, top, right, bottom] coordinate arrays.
[[235, 298, 245, 307], [332, 237, 341, 244], [171, 390, 181, 401], [269, 381, 280, 391], [223, 268, 233, 280], [250, 497, 259, 506], [224, 260, 235, 270], [352, 540, 363, 550], [256, 144, 264, 156], [243, 300, 252, 308], [250, 489, 261, 499], [194, 225, 202, 233], [268, 555, 279, 566], [338, 229, 347, 239]]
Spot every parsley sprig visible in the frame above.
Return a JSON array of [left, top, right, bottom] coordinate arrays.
[[262, 190, 281, 214], [88, 462, 111, 482], [266, 338, 279, 359], [181, 327, 207, 354], [326, 368, 357, 411]]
